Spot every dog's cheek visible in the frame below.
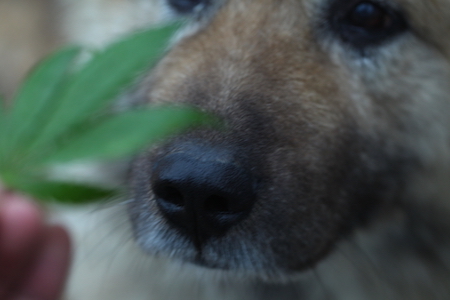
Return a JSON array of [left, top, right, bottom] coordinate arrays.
[[248, 120, 414, 271]]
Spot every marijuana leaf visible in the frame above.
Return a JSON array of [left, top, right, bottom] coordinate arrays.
[[0, 23, 209, 204]]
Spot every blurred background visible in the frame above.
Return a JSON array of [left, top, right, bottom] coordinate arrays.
[[0, 0, 59, 98], [0, 0, 164, 99]]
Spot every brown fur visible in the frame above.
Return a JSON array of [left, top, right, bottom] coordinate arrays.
[[127, 0, 450, 298]]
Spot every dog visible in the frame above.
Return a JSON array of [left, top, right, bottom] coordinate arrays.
[[2, 0, 450, 300], [4, 0, 450, 299], [123, 0, 450, 299]]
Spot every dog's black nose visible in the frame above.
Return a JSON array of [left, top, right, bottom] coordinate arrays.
[[151, 144, 255, 245]]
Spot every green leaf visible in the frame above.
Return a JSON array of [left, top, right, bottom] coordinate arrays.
[[1, 170, 117, 204], [44, 106, 209, 163], [3, 47, 81, 158], [15, 180, 117, 204], [32, 24, 180, 151], [0, 23, 202, 205]]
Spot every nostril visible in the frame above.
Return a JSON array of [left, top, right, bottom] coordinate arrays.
[[204, 195, 231, 214], [154, 183, 184, 207]]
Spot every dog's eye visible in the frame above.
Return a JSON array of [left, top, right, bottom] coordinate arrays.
[[331, 1, 408, 49], [347, 2, 389, 30], [168, 0, 206, 14]]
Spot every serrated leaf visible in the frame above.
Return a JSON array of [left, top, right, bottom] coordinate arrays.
[[44, 106, 209, 163], [0, 23, 198, 205], [32, 24, 179, 151], [2, 47, 81, 158]]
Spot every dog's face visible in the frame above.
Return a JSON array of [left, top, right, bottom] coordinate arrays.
[[128, 0, 450, 280]]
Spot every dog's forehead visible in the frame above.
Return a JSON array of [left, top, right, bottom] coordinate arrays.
[[151, 0, 330, 106]]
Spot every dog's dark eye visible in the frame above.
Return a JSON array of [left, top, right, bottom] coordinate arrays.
[[331, 1, 408, 49], [168, 0, 205, 14], [347, 2, 389, 30]]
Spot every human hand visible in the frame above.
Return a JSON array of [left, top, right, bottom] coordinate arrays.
[[0, 190, 71, 300]]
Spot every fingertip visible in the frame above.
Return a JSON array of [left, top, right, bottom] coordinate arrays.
[[0, 194, 44, 255], [14, 225, 72, 300]]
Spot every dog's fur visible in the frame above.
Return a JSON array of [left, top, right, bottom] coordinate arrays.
[[127, 0, 450, 299], [3, 0, 450, 299]]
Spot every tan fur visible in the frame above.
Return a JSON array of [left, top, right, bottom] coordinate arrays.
[[62, 0, 450, 298], [129, 0, 450, 298]]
